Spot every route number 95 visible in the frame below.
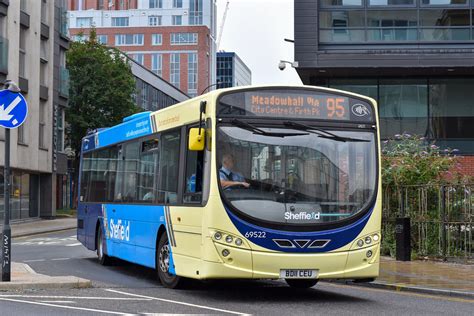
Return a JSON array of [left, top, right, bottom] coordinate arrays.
[[244, 231, 266, 238]]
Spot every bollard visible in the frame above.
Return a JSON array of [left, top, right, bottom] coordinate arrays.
[[395, 217, 411, 261]]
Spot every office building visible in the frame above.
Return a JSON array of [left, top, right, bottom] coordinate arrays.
[[67, 0, 217, 97], [129, 56, 189, 110], [0, 0, 70, 220], [216, 51, 251, 88], [294, 0, 474, 173]]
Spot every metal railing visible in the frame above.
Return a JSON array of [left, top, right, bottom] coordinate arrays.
[[382, 184, 473, 261], [59, 67, 70, 97]]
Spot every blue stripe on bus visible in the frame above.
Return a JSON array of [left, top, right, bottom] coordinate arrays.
[[78, 202, 175, 273], [98, 115, 153, 148], [225, 206, 372, 253]]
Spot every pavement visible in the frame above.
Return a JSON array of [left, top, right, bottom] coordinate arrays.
[[1, 217, 89, 290], [339, 257, 474, 298], [10, 217, 77, 238], [1, 217, 473, 298], [0, 262, 91, 290]]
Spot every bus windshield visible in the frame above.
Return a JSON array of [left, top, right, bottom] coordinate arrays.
[[216, 125, 377, 226]]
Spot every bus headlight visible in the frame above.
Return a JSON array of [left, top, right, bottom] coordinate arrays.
[[225, 236, 233, 243], [214, 232, 222, 240], [373, 234, 380, 242], [365, 236, 372, 245], [366, 250, 373, 258], [357, 240, 364, 247], [235, 238, 243, 246], [222, 249, 230, 257]]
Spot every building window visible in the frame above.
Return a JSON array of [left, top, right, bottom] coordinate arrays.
[[40, 39, 48, 62], [188, 53, 198, 96], [173, 0, 183, 8], [369, 0, 415, 5], [115, 34, 144, 45], [41, 0, 48, 24], [189, 0, 203, 25], [19, 28, 26, 78], [97, 34, 108, 44], [151, 34, 162, 45], [39, 102, 46, 149], [111, 17, 129, 27], [73, 34, 90, 42], [141, 82, 149, 110], [40, 61, 48, 86], [131, 53, 144, 65], [76, 17, 93, 28], [56, 108, 64, 153], [170, 33, 198, 45], [149, 0, 162, 8], [118, 0, 129, 10], [422, 0, 468, 4], [320, 0, 362, 6], [151, 54, 162, 76], [97, 0, 105, 10], [149, 15, 162, 26], [17, 124, 26, 144], [172, 15, 182, 25], [170, 53, 180, 88]]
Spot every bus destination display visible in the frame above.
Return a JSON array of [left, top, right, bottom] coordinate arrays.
[[246, 92, 351, 120]]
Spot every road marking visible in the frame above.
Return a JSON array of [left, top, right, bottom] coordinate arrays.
[[51, 258, 71, 261], [0, 295, 152, 301], [105, 289, 249, 315], [0, 297, 132, 315], [23, 259, 46, 263], [39, 300, 76, 304], [65, 243, 82, 247], [323, 282, 474, 304]]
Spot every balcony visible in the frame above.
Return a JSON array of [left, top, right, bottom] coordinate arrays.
[[59, 67, 70, 98], [0, 36, 8, 75]]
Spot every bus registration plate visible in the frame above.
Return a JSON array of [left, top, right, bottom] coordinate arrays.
[[280, 269, 318, 279]]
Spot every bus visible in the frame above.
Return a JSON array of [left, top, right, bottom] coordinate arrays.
[[77, 85, 381, 289]]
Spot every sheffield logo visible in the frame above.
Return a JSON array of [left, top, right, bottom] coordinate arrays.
[[284, 211, 320, 220], [351, 104, 370, 117], [109, 219, 131, 241]]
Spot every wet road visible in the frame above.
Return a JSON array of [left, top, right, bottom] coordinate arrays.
[[2, 230, 472, 315]]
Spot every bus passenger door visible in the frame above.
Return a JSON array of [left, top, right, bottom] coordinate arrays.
[[168, 127, 205, 274]]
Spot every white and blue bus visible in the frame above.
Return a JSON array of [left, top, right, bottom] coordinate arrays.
[[77, 85, 381, 288]]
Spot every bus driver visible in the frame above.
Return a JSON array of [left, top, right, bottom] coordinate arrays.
[[219, 154, 250, 190]]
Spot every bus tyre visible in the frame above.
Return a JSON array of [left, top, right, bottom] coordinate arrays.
[[157, 233, 183, 289], [97, 225, 112, 266], [285, 279, 318, 289]]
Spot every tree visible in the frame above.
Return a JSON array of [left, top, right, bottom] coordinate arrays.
[[66, 30, 140, 205]]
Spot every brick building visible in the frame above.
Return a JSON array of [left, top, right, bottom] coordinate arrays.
[[67, 0, 217, 97]]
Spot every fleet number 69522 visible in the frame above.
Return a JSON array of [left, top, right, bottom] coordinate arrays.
[[244, 231, 266, 238]]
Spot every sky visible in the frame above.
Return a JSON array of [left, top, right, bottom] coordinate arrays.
[[216, 0, 302, 85]]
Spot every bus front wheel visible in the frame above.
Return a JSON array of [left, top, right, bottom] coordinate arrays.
[[285, 279, 318, 289], [97, 225, 112, 265], [156, 233, 183, 289]]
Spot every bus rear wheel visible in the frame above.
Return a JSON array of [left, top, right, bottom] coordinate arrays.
[[156, 233, 184, 289], [285, 279, 318, 289], [97, 225, 112, 265]]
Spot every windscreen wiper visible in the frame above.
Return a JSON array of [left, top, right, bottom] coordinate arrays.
[[231, 119, 309, 138], [283, 121, 369, 142]]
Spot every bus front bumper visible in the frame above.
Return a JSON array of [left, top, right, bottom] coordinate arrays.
[[198, 242, 380, 280]]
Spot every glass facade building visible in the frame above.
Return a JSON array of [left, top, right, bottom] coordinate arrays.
[[294, 0, 474, 154], [216, 52, 252, 88]]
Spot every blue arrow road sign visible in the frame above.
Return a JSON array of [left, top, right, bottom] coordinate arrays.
[[0, 89, 28, 129]]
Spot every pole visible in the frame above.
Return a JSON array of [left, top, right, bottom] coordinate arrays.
[[2, 128, 11, 281]]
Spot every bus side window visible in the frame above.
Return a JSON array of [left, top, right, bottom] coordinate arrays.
[[157, 130, 180, 204], [121, 142, 140, 202], [184, 128, 204, 204]]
